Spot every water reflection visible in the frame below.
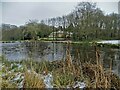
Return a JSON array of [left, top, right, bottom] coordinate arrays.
[[1, 41, 120, 76]]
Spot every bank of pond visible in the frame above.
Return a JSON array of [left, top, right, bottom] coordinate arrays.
[[1, 40, 120, 48], [0, 53, 120, 89], [0, 40, 120, 89]]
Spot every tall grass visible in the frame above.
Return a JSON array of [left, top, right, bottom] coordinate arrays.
[[23, 69, 45, 88], [1, 43, 120, 89]]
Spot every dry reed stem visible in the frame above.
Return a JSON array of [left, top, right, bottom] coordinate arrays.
[[77, 49, 84, 79], [24, 70, 45, 88], [94, 46, 112, 88]]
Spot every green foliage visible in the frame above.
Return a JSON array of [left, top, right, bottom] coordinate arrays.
[[2, 2, 120, 41], [2, 21, 52, 41]]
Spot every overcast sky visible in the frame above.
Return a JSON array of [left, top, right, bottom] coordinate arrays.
[[1, 1, 119, 26]]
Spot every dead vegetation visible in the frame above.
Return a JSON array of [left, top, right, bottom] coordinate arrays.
[[1, 44, 120, 89], [23, 70, 45, 88]]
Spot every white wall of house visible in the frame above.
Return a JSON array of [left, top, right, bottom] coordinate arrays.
[[49, 30, 73, 38]]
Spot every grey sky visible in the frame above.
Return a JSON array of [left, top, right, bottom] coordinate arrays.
[[2, 2, 119, 26], [0, 2, 2, 25]]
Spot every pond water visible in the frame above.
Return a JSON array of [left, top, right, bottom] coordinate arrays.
[[1, 41, 120, 76], [97, 40, 120, 44]]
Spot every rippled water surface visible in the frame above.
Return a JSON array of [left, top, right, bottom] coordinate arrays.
[[1, 41, 120, 76]]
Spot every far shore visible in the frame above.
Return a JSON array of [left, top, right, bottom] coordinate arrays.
[[0, 39, 120, 45]]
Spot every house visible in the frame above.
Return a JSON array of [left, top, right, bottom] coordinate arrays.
[[49, 30, 73, 38]]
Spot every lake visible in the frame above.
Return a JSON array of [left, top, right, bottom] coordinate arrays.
[[97, 40, 120, 44], [1, 41, 120, 77]]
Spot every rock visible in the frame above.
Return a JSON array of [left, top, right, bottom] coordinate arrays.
[[43, 73, 53, 88], [73, 81, 86, 89]]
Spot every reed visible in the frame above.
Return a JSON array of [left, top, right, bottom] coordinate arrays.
[[1, 47, 120, 89], [82, 45, 113, 88], [23, 69, 45, 88]]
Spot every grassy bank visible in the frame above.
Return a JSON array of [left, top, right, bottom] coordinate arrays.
[[1, 39, 120, 49], [1, 46, 120, 89]]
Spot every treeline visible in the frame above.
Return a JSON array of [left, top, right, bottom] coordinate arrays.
[[2, 21, 53, 41], [2, 2, 120, 41]]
